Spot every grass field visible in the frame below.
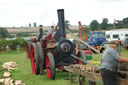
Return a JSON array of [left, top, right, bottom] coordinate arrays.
[[0, 48, 127, 85]]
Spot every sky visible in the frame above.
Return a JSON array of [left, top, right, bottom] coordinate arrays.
[[0, 0, 128, 27]]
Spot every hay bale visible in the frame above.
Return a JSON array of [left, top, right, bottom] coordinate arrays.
[[4, 78, 11, 85], [2, 61, 18, 71], [9, 79, 14, 85], [0, 79, 5, 84], [15, 80, 25, 85], [3, 72, 11, 78]]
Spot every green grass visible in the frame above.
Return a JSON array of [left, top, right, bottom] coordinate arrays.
[[0, 50, 78, 85], [0, 48, 128, 85]]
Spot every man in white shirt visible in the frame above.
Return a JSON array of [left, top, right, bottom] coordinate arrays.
[[47, 26, 55, 35]]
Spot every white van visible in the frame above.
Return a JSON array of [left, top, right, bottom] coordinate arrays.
[[105, 29, 128, 42]]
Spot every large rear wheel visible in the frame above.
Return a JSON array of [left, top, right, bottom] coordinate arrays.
[[36, 42, 45, 75], [30, 43, 40, 75], [45, 52, 56, 79]]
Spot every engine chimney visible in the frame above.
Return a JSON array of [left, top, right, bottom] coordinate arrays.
[[57, 9, 66, 39]]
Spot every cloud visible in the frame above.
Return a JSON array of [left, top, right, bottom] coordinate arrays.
[[0, 0, 128, 27]]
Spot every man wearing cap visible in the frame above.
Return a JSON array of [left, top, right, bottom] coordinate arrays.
[[99, 41, 128, 85]]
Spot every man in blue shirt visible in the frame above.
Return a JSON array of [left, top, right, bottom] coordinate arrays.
[[99, 42, 128, 85]]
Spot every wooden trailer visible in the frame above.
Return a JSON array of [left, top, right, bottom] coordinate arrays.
[[64, 64, 128, 85]]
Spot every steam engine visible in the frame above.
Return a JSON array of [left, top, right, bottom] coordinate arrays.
[[26, 9, 78, 80]]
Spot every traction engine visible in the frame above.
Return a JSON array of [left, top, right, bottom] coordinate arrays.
[[26, 9, 90, 79]]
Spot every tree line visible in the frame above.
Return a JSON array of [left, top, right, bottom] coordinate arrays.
[[90, 17, 128, 31], [0, 17, 128, 38]]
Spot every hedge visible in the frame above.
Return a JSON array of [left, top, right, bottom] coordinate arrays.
[[0, 38, 26, 50]]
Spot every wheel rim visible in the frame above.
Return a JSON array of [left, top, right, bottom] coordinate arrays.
[[31, 45, 36, 74], [46, 55, 51, 79], [26, 43, 29, 59]]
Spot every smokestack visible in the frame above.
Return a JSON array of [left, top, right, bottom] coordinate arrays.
[[38, 25, 43, 41], [57, 9, 66, 39]]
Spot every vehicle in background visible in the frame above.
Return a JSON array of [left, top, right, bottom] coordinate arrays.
[[88, 32, 107, 49], [105, 29, 128, 42], [78, 22, 106, 50]]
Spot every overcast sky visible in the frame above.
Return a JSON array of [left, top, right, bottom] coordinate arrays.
[[0, 0, 128, 27]]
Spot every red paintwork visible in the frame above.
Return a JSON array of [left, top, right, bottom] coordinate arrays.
[[46, 55, 51, 79], [58, 66, 64, 70], [78, 21, 88, 41], [30, 45, 36, 74], [26, 43, 29, 59], [76, 52, 82, 64], [76, 48, 92, 64], [75, 48, 92, 54]]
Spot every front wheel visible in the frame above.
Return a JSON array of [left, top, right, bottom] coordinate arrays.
[[45, 52, 56, 79]]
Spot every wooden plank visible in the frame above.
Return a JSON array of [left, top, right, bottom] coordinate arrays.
[[118, 71, 128, 75], [65, 66, 128, 85]]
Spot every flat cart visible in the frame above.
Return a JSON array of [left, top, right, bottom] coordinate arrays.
[[64, 65, 128, 85]]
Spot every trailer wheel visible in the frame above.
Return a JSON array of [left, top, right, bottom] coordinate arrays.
[[30, 43, 40, 75], [45, 52, 56, 79], [26, 42, 31, 59], [76, 50, 86, 64], [36, 42, 45, 75]]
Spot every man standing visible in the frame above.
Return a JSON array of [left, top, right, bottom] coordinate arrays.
[[117, 37, 121, 54], [99, 42, 128, 85]]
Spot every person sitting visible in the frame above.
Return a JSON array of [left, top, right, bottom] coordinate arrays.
[[46, 26, 55, 40], [47, 26, 55, 35]]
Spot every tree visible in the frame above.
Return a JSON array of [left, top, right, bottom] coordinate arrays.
[[122, 17, 128, 25], [65, 20, 70, 29], [101, 18, 108, 30], [29, 23, 31, 27], [0, 27, 9, 38], [33, 22, 37, 27], [90, 20, 100, 31], [0, 38, 8, 49], [83, 25, 90, 37], [56, 20, 70, 29]]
